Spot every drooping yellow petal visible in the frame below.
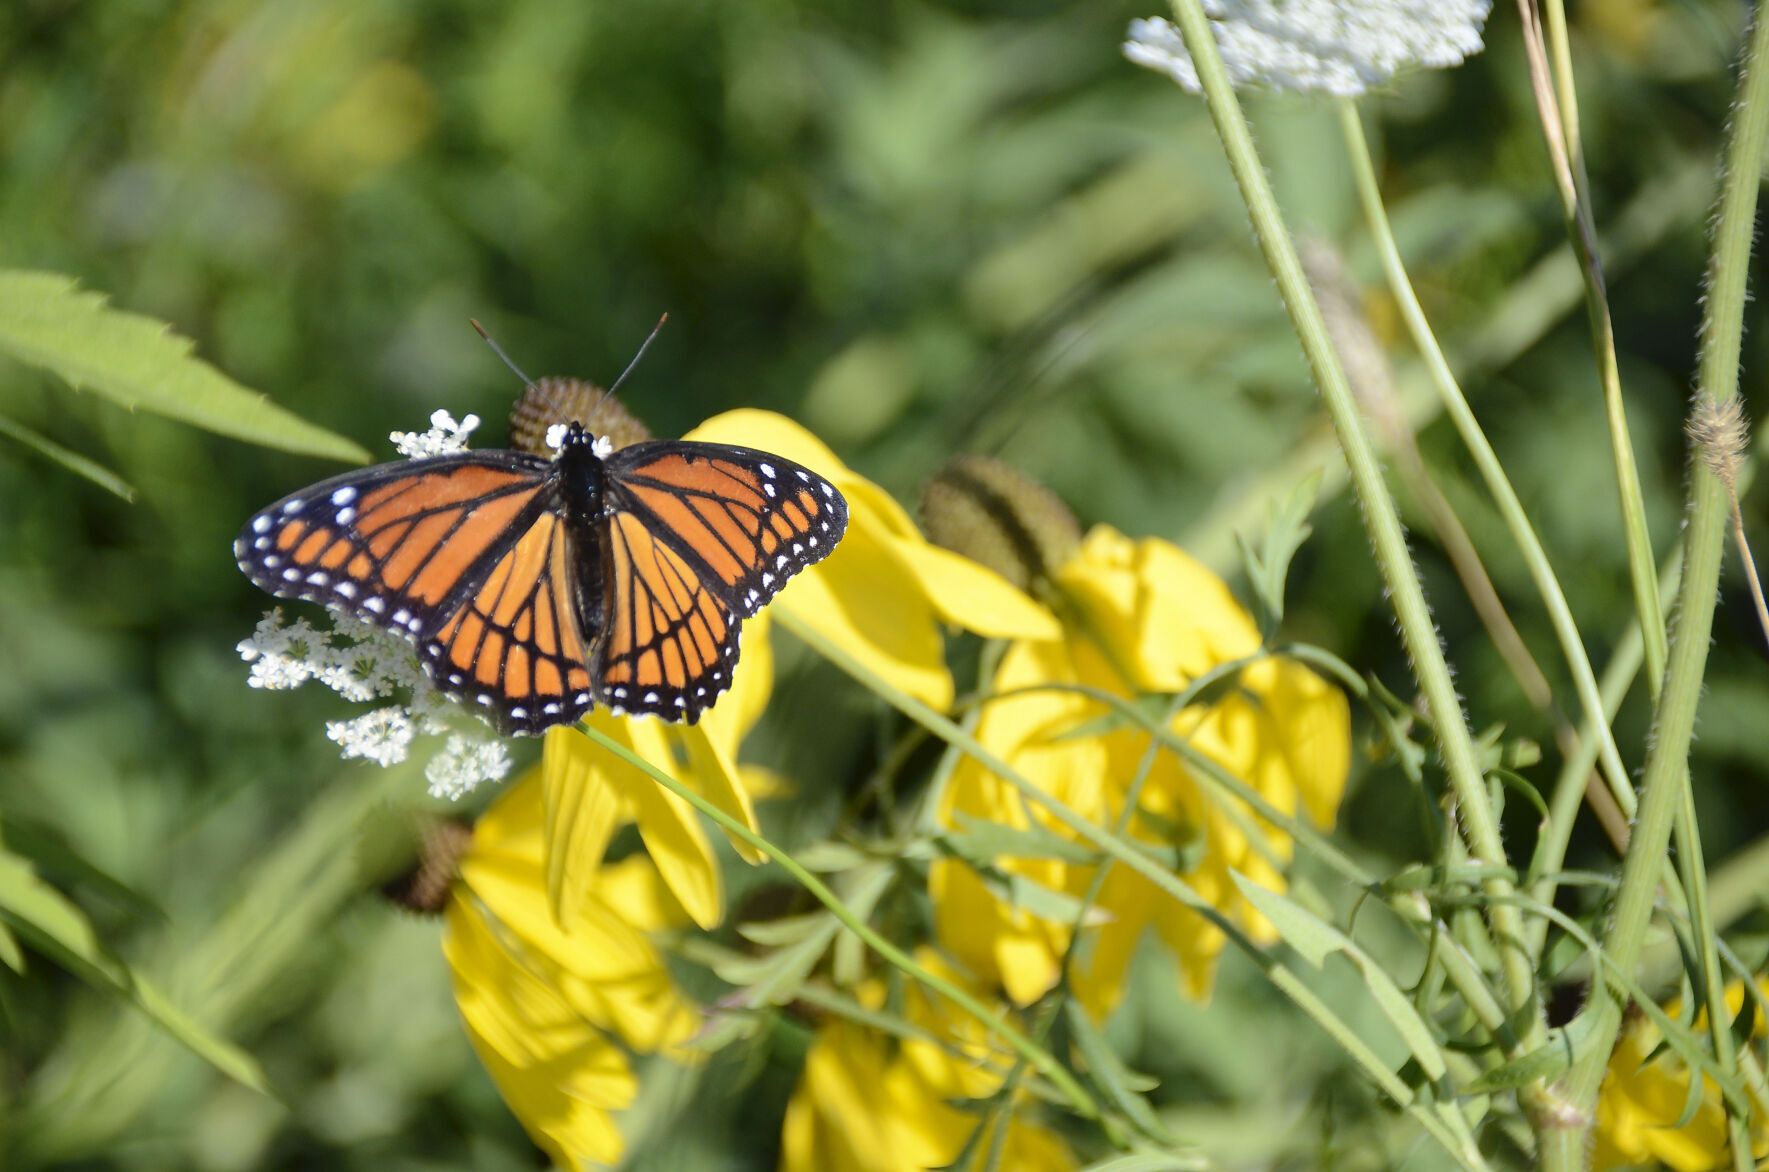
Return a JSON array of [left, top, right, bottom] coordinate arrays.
[[675, 720, 764, 865], [1054, 525, 1261, 691], [443, 899, 638, 1167], [542, 719, 724, 930], [687, 408, 1057, 708], [542, 724, 625, 925]]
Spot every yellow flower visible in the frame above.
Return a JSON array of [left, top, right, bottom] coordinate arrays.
[[444, 768, 699, 1168], [1592, 981, 1769, 1171], [929, 525, 1350, 1013], [686, 410, 1061, 709], [780, 951, 1076, 1172], [543, 410, 1060, 931]]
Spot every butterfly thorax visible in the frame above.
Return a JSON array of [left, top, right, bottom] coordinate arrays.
[[555, 422, 610, 525]]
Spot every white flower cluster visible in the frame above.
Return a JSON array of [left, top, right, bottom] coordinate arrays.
[[1125, 1, 1490, 98], [391, 409, 482, 459], [237, 609, 511, 800]]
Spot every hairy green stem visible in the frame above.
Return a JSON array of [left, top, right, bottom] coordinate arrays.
[[1337, 99, 1635, 907], [1163, 0, 1544, 1073], [779, 611, 1491, 1170], [1542, 6, 1769, 1168]]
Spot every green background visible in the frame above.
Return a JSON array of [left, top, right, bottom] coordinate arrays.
[[1, 1, 1764, 1168]]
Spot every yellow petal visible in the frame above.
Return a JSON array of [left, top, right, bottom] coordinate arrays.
[[776, 524, 955, 709], [675, 720, 764, 865], [885, 533, 1060, 640], [541, 726, 626, 925]]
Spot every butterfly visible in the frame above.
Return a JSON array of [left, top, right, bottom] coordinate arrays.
[[235, 414, 848, 734]]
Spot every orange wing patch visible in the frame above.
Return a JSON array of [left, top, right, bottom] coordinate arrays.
[[597, 509, 738, 720], [425, 513, 597, 728], [615, 450, 838, 614]]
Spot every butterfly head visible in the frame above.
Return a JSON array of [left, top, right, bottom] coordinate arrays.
[[548, 420, 615, 461]]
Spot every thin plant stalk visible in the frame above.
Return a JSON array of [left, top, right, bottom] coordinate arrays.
[[1161, 0, 1547, 1090], [573, 723, 1104, 1125], [1337, 99, 1637, 873], [779, 608, 1492, 1171], [1541, 4, 1769, 1168]]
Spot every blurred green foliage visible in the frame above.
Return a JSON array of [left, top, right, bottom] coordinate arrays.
[[2, 0, 1767, 1168]]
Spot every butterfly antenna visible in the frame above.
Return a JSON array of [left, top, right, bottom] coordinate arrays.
[[472, 318, 577, 426], [471, 319, 537, 388], [606, 313, 668, 399]]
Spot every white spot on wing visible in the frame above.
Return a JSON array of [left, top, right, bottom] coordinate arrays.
[[365, 597, 385, 614], [331, 486, 357, 506], [759, 463, 776, 478], [282, 498, 305, 514], [253, 515, 272, 534]]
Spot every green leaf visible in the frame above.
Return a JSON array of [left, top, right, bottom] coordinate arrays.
[[1231, 871, 1447, 1081], [1234, 469, 1321, 636], [0, 270, 369, 463], [0, 843, 268, 1092], [0, 917, 22, 973], [791, 841, 870, 872], [1075, 1155, 1210, 1172], [0, 412, 136, 500], [940, 813, 1100, 867], [1460, 1024, 1583, 1094], [1064, 1000, 1173, 1144], [969, 864, 1111, 927]]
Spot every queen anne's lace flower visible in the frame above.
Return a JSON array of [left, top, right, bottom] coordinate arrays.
[[390, 409, 481, 458], [1125, 1, 1490, 98], [238, 608, 511, 798]]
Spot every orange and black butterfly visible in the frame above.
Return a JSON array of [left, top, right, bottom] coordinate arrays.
[[234, 416, 847, 734]]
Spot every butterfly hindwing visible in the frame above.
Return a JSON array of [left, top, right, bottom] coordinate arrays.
[[604, 441, 848, 616], [424, 511, 600, 733], [595, 506, 742, 720]]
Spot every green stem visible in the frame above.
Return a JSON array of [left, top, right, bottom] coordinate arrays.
[[1337, 98, 1636, 911], [779, 611, 1491, 1171], [573, 723, 1101, 1123], [1163, 0, 1543, 1064], [1543, 6, 1769, 1169]]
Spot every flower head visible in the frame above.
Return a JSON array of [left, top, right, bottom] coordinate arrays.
[[390, 408, 481, 458], [781, 952, 1076, 1172], [443, 768, 699, 1168], [1592, 980, 1769, 1171], [686, 410, 1061, 710], [237, 608, 510, 798], [929, 525, 1350, 1012], [1126, 1, 1490, 98]]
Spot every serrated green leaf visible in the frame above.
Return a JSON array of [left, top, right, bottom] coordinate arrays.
[[0, 843, 267, 1092], [0, 270, 369, 463], [0, 412, 136, 500], [972, 864, 1111, 928], [1231, 871, 1447, 1081], [1235, 469, 1321, 635], [1064, 1000, 1173, 1144]]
